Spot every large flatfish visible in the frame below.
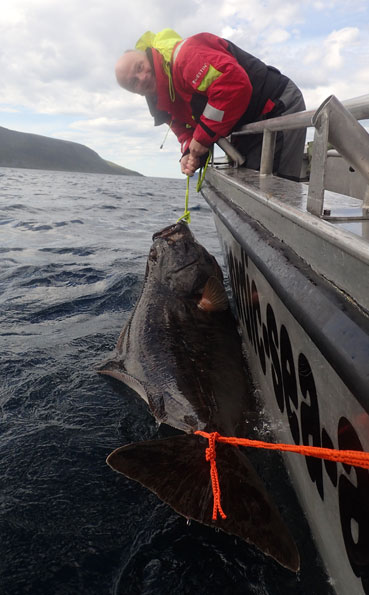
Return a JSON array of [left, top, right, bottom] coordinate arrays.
[[97, 222, 299, 571]]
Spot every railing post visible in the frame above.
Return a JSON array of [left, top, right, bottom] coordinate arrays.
[[363, 186, 369, 210], [216, 138, 246, 167], [260, 130, 277, 175], [314, 95, 369, 183], [308, 95, 369, 218], [307, 111, 329, 216]]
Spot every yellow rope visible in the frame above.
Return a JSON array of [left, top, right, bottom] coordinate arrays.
[[196, 149, 212, 192], [176, 149, 212, 224], [176, 176, 191, 223]]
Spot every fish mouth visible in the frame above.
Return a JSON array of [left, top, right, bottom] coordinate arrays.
[[152, 222, 190, 242]]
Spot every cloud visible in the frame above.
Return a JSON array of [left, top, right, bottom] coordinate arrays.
[[266, 28, 291, 45], [312, 0, 367, 10], [304, 27, 359, 70], [69, 116, 154, 136], [0, 1, 27, 26]]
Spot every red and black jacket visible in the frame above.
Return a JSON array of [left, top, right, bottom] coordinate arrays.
[[146, 32, 289, 155]]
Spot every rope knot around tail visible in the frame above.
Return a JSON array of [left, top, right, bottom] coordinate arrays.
[[198, 431, 227, 521], [205, 431, 219, 462], [195, 429, 369, 524]]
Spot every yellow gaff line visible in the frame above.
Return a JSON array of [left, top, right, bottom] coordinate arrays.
[[196, 149, 212, 193], [176, 148, 212, 224], [176, 175, 191, 224]]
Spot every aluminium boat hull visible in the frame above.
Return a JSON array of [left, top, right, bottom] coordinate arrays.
[[202, 166, 369, 595]]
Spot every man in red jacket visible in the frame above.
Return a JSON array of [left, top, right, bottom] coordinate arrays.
[[115, 31, 306, 180]]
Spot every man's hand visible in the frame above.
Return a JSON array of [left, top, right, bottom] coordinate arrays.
[[189, 138, 209, 158], [180, 139, 209, 176], [181, 154, 200, 176]]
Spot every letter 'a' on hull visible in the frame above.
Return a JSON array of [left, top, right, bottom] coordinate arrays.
[[107, 434, 300, 572]]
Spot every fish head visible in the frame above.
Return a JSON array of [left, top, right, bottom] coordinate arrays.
[[148, 222, 223, 297]]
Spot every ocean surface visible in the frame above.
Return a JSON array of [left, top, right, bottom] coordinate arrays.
[[0, 167, 333, 595]]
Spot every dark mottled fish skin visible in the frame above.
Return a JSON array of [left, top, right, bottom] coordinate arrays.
[[98, 221, 247, 435], [97, 222, 299, 572]]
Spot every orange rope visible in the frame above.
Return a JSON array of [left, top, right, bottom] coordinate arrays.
[[204, 432, 227, 520], [195, 430, 369, 521]]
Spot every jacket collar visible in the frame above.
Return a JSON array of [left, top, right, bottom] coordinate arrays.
[[151, 48, 174, 112]]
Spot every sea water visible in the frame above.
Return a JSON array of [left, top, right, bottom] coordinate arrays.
[[0, 167, 333, 595]]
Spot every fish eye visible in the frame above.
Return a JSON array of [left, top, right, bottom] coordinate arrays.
[[149, 246, 158, 262]]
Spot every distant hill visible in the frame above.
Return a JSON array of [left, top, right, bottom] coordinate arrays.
[[0, 126, 142, 176]]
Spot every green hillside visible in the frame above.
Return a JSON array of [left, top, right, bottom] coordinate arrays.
[[0, 126, 142, 176]]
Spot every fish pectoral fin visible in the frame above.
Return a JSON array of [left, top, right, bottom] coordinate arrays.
[[97, 361, 149, 403], [106, 434, 299, 572], [198, 276, 229, 312], [95, 353, 122, 373]]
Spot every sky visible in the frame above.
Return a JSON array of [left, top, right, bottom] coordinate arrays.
[[1, 0, 369, 178]]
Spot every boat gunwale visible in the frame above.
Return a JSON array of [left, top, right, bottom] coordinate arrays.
[[206, 167, 369, 266], [202, 178, 369, 415]]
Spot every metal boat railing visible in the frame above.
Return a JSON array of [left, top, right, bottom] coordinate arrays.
[[215, 94, 369, 221]]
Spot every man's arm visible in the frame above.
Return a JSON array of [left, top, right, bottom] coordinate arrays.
[[176, 36, 253, 147], [170, 119, 193, 151]]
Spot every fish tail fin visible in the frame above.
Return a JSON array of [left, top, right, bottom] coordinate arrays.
[[107, 434, 299, 571]]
